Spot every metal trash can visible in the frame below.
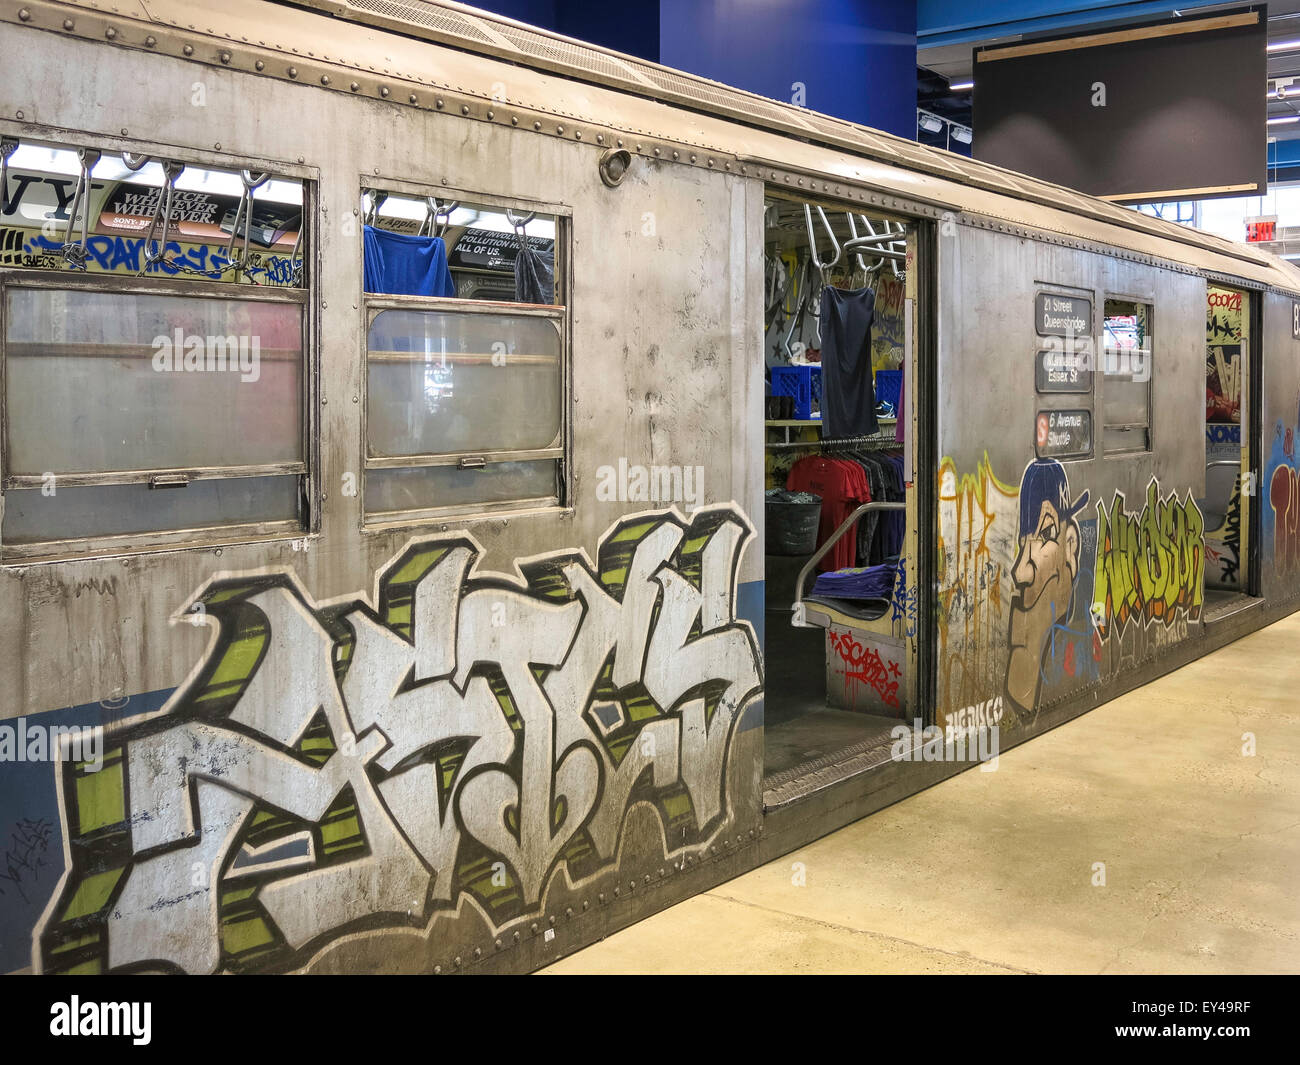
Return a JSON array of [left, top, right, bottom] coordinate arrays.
[[765, 488, 822, 555]]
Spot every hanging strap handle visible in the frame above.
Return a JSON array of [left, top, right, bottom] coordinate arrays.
[[803, 203, 841, 284], [225, 169, 270, 280], [140, 160, 184, 272], [61, 148, 102, 269], [506, 208, 536, 249], [0, 138, 20, 215]]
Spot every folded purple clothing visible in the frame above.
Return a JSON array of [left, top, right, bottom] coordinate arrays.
[[811, 561, 897, 600]]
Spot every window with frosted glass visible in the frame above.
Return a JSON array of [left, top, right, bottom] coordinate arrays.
[[2, 284, 306, 550], [364, 306, 563, 517]]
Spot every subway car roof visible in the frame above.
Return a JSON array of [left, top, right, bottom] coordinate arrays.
[[32, 0, 1300, 293]]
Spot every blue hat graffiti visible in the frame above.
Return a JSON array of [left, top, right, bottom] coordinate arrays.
[[1018, 459, 1089, 539]]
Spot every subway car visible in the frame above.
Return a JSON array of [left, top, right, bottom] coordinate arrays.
[[0, 0, 1294, 975]]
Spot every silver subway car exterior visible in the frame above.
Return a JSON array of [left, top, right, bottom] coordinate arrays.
[[0, 0, 1295, 974]]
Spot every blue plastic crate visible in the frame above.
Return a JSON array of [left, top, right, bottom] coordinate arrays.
[[875, 369, 902, 416], [771, 365, 823, 420]]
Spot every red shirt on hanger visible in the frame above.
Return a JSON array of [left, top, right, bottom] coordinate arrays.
[[786, 456, 871, 571]]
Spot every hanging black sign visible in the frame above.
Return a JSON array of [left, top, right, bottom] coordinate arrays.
[[449, 229, 554, 271]]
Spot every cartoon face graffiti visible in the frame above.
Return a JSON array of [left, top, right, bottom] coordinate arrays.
[[1006, 460, 1087, 714]]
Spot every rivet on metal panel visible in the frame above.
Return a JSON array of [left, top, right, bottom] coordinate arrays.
[[463, 105, 471, 115], [183, 44, 193, 55], [105, 27, 117, 39], [214, 548, 222, 556], [513, 931, 520, 942], [145, 35, 156, 46], [350, 82, 359, 91], [643, 874, 650, 883], [629, 881, 635, 890], [494, 939, 502, 949], [672, 151, 679, 160], [511, 116, 518, 125], [575, 130, 582, 139], [689, 154, 696, 163], [62, 18, 73, 30], [120, 127, 127, 135], [797, 179, 803, 186], [596, 134, 603, 144], [548, 915, 556, 926], [380, 86, 389, 97], [255, 60, 264, 71], [320, 75, 329, 85], [557, 125, 564, 134], [18, 9, 29, 21], [409, 94, 417, 103], [15, 111, 23, 121], [453, 956, 461, 967], [653, 148, 660, 156], [214, 142, 222, 150], [565, 907, 572, 917], [598, 893, 605, 903], [530, 922, 538, 933], [289, 67, 300, 79], [613, 886, 620, 896], [582, 900, 589, 910], [473, 947, 481, 959], [487, 109, 495, 119], [219, 50, 230, 63]]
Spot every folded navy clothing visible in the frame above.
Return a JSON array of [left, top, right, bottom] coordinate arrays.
[[811, 560, 897, 600]]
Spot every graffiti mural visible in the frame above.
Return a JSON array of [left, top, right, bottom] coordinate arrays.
[[1005, 460, 1089, 716], [1265, 403, 1300, 581], [1091, 479, 1205, 638], [33, 507, 761, 974], [827, 628, 901, 710], [937, 453, 1019, 724], [939, 456, 1204, 727], [1270, 463, 1300, 578], [0, 228, 301, 287]]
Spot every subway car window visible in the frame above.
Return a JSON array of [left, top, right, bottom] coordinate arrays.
[[359, 187, 567, 522], [1101, 298, 1152, 454], [0, 142, 309, 558]]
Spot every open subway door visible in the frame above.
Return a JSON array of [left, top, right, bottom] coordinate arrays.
[[758, 191, 923, 803]]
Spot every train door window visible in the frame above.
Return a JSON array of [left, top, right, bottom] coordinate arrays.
[[0, 143, 310, 559], [1101, 298, 1152, 454], [359, 186, 568, 522]]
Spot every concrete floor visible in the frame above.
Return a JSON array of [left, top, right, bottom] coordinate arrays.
[[543, 613, 1300, 975]]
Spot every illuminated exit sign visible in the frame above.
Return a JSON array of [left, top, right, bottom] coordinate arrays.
[[1246, 215, 1278, 242]]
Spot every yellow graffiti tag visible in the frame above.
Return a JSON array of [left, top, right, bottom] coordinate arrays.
[[1091, 479, 1204, 638]]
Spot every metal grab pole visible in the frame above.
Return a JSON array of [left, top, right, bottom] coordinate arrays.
[[791, 500, 905, 627]]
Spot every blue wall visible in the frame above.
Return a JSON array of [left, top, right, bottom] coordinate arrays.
[[468, 0, 916, 138]]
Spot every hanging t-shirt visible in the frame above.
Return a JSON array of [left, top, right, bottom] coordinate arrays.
[[363, 225, 457, 298], [787, 456, 871, 572], [820, 286, 878, 438]]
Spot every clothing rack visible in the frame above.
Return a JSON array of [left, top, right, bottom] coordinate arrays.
[[767, 433, 900, 452]]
